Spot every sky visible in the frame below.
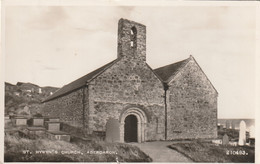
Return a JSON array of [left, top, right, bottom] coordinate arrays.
[[3, 4, 257, 119]]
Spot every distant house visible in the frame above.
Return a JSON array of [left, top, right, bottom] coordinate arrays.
[[42, 19, 218, 143], [14, 92, 20, 96]]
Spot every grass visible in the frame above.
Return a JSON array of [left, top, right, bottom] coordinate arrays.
[[4, 133, 152, 162], [169, 140, 254, 163]]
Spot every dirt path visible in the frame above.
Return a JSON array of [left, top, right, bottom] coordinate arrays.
[[132, 141, 193, 162]]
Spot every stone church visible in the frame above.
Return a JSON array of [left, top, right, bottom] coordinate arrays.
[[42, 18, 218, 143]]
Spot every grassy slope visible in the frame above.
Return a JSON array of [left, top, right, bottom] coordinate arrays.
[[169, 140, 254, 163], [4, 133, 152, 162], [5, 82, 59, 115]]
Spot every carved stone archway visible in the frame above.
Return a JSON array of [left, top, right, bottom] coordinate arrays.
[[120, 108, 147, 143]]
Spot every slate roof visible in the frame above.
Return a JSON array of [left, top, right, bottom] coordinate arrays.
[[154, 57, 190, 83], [43, 55, 214, 102], [43, 59, 118, 102]]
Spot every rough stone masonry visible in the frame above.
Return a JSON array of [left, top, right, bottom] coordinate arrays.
[[42, 18, 218, 142]]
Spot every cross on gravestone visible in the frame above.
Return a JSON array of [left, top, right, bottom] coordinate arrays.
[[238, 120, 246, 146], [105, 118, 120, 143], [222, 134, 229, 145]]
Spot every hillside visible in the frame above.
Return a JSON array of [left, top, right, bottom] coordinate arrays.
[[5, 82, 59, 116]]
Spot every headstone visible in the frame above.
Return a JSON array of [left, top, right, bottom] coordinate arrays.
[[15, 118, 27, 126], [45, 121, 61, 131], [231, 121, 236, 129], [238, 120, 246, 146], [5, 116, 11, 125], [249, 138, 255, 146], [225, 121, 230, 129], [222, 134, 229, 145], [24, 106, 29, 111], [33, 118, 44, 126], [105, 118, 120, 142], [249, 125, 255, 138]]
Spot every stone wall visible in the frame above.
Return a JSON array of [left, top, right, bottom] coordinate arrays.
[[117, 19, 146, 61], [42, 88, 88, 129], [41, 19, 218, 142], [167, 59, 218, 140], [88, 57, 165, 141]]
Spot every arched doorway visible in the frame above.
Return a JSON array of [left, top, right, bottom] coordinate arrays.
[[124, 115, 138, 142], [120, 108, 147, 143]]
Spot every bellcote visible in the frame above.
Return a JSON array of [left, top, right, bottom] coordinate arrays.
[[117, 18, 146, 62]]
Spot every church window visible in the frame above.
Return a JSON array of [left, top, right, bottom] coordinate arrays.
[[130, 26, 137, 48]]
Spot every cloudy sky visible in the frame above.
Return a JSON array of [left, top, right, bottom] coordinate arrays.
[[4, 4, 257, 119]]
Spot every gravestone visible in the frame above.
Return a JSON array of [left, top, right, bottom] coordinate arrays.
[[249, 125, 255, 138], [105, 118, 120, 142], [45, 121, 61, 131], [225, 121, 230, 129], [222, 134, 229, 145], [15, 117, 27, 126], [5, 116, 11, 125], [231, 121, 236, 129], [33, 118, 44, 126], [238, 120, 246, 146]]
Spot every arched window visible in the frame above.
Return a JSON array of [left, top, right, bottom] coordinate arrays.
[[130, 26, 137, 48]]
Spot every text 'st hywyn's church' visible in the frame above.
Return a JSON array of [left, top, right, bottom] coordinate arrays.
[[42, 19, 218, 143]]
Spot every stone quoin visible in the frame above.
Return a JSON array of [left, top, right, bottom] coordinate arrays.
[[42, 18, 218, 142]]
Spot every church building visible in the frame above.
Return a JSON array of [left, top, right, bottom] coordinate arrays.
[[42, 18, 218, 142]]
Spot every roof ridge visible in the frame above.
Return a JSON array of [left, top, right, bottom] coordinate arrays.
[[42, 59, 119, 102], [167, 57, 191, 83], [154, 58, 189, 71], [87, 58, 119, 83], [153, 57, 190, 83]]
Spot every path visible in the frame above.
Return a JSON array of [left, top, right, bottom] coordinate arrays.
[[131, 141, 192, 162]]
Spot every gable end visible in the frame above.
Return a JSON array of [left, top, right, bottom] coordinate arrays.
[[169, 56, 218, 94]]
